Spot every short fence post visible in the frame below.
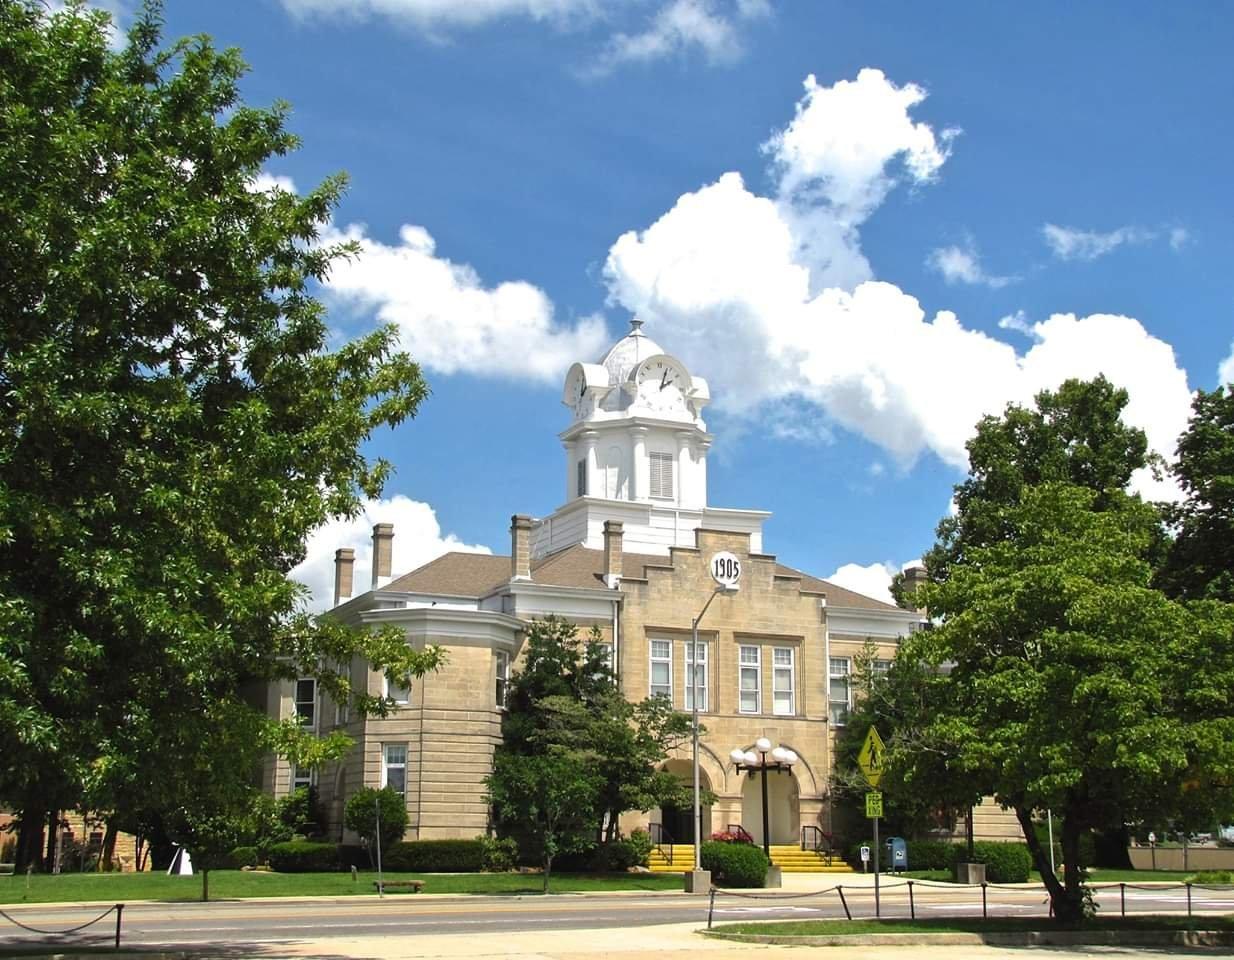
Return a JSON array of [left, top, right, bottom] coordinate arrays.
[[114, 904, 124, 951], [1186, 883, 1192, 918], [1120, 883, 1125, 917], [707, 887, 715, 929], [836, 885, 852, 921], [981, 882, 987, 919], [908, 880, 915, 920]]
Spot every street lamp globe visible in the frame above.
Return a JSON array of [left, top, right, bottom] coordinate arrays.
[[729, 748, 746, 764], [755, 736, 772, 752]]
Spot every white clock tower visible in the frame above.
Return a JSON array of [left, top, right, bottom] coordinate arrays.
[[531, 319, 768, 559]]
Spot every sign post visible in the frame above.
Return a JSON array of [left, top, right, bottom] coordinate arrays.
[[857, 726, 886, 918]]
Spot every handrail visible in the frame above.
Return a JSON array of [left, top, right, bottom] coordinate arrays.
[[801, 825, 833, 865], [726, 823, 755, 844], [648, 822, 673, 865]]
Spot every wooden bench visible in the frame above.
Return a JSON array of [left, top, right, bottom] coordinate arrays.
[[373, 879, 424, 893]]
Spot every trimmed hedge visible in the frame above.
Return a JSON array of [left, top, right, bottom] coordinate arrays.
[[844, 839, 1032, 882], [383, 839, 485, 873], [228, 846, 258, 869], [268, 840, 341, 873], [701, 840, 768, 888], [969, 841, 1032, 883]]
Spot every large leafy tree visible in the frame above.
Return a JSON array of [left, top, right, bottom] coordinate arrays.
[[1156, 386, 1234, 602], [892, 380, 1234, 923], [0, 0, 439, 867]]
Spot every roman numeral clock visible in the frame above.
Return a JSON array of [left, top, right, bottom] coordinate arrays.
[[634, 356, 690, 415]]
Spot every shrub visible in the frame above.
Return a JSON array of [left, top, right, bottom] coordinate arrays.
[[709, 829, 754, 844], [1, 835, 16, 863], [590, 839, 640, 872], [907, 840, 954, 871], [969, 841, 1032, 883], [383, 839, 485, 873], [344, 787, 408, 854], [339, 844, 369, 870], [268, 840, 341, 873], [1190, 870, 1233, 884], [229, 846, 258, 869], [479, 836, 519, 872], [279, 787, 326, 839], [627, 829, 652, 867], [701, 840, 768, 887]]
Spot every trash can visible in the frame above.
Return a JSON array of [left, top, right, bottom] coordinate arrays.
[[885, 837, 908, 873]]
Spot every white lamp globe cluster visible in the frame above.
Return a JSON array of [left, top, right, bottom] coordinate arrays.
[[730, 738, 798, 768]]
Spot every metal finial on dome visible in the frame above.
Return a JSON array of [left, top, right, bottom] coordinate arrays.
[[629, 317, 644, 335]]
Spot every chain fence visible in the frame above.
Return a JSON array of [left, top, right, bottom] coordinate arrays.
[[0, 902, 124, 949]]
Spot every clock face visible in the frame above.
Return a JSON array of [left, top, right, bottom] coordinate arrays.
[[635, 357, 688, 413]]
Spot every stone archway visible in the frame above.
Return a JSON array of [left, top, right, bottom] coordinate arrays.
[[652, 758, 713, 844], [740, 766, 799, 846]]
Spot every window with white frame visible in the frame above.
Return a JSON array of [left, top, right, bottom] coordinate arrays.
[[872, 658, 892, 679], [773, 647, 795, 716], [649, 452, 674, 499], [684, 640, 708, 712], [384, 671, 411, 706], [495, 650, 510, 709], [291, 765, 315, 792], [649, 639, 672, 701], [382, 743, 407, 796], [335, 660, 352, 726], [577, 459, 587, 497], [295, 678, 316, 730], [829, 657, 851, 725], [739, 645, 761, 714]]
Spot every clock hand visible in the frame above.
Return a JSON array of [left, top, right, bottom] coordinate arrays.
[[660, 370, 670, 390]]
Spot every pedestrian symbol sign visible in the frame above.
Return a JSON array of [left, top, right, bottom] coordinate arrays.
[[857, 726, 886, 788]]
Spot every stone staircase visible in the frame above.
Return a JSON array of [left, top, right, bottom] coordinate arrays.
[[647, 843, 852, 874]]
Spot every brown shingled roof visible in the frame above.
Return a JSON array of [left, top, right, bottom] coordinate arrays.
[[384, 547, 904, 613]]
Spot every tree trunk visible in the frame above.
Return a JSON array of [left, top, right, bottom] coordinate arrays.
[[542, 853, 551, 894], [45, 810, 59, 870], [1015, 805, 1082, 925], [15, 810, 46, 872], [101, 823, 118, 872], [202, 869, 209, 902], [1058, 815, 1087, 924]]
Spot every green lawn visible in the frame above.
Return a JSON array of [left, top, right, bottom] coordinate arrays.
[[0, 870, 682, 904], [893, 868, 1209, 884], [709, 915, 1234, 937]]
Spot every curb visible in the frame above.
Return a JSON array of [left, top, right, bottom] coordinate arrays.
[[703, 929, 1234, 948]]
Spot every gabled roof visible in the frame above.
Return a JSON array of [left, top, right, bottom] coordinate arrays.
[[382, 546, 905, 613]]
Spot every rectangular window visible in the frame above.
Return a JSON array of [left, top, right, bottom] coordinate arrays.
[[384, 672, 411, 706], [649, 452, 674, 499], [291, 766, 315, 792], [773, 647, 795, 716], [295, 678, 316, 730], [739, 645, 761, 714], [382, 743, 407, 796], [649, 639, 672, 701], [829, 657, 851, 725], [577, 458, 587, 497], [335, 660, 351, 726], [872, 658, 892, 678], [495, 650, 510, 709], [684, 640, 708, 712]]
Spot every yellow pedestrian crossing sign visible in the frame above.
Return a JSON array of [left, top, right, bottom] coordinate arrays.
[[857, 726, 886, 788]]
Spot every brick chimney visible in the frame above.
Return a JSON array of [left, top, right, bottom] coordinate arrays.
[[603, 520, 623, 588], [901, 564, 928, 614], [510, 514, 533, 581], [333, 547, 355, 607], [371, 523, 394, 587]]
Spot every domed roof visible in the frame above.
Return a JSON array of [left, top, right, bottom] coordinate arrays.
[[598, 318, 664, 385]]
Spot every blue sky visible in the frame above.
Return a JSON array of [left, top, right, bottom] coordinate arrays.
[[148, 0, 1233, 606]]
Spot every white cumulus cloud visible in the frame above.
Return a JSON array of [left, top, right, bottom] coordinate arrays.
[[1217, 343, 1234, 388], [603, 70, 1193, 498], [825, 561, 899, 605], [322, 222, 610, 383], [291, 496, 492, 612]]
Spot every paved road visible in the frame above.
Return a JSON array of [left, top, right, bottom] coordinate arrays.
[[1, 883, 1231, 951]]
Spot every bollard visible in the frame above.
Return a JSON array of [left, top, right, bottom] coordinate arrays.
[[981, 882, 987, 919], [114, 903, 124, 951], [908, 880, 915, 920], [1120, 883, 1125, 917], [1186, 883, 1192, 918], [707, 887, 715, 929], [836, 885, 852, 921]]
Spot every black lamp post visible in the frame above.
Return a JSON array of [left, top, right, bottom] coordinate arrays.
[[731, 738, 798, 859]]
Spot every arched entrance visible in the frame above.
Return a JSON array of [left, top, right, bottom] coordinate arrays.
[[740, 767, 799, 846], [653, 759, 712, 844]]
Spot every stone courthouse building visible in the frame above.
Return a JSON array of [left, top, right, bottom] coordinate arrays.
[[263, 320, 929, 848]]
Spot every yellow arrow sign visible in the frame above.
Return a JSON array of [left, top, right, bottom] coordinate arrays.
[[857, 726, 886, 788]]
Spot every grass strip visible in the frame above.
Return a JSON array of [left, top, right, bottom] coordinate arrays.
[[0, 870, 682, 904], [709, 915, 1234, 937]]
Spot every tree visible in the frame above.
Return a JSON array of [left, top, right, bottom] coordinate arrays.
[[487, 749, 600, 893], [1156, 386, 1234, 602], [0, 0, 441, 867], [344, 787, 408, 864], [898, 478, 1234, 922]]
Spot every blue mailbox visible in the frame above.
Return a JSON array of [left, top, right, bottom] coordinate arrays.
[[886, 836, 908, 872]]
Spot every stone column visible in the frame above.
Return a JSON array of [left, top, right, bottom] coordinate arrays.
[[580, 430, 599, 499], [675, 431, 694, 508]]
